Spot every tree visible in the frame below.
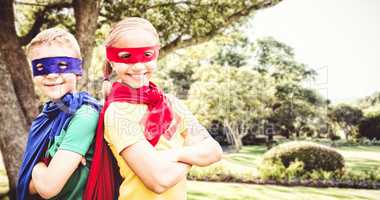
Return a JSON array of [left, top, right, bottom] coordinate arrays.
[[270, 83, 326, 138], [0, 56, 29, 200], [0, 0, 283, 198], [358, 112, 380, 140], [330, 104, 363, 140], [249, 37, 331, 139], [161, 34, 329, 149], [212, 32, 252, 67], [187, 65, 276, 151]]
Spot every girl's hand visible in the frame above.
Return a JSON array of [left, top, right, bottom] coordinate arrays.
[[80, 158, 86, 166], [156, 149, 181, 163]]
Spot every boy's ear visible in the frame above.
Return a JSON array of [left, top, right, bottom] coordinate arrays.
[[76, 75, 82, 81]]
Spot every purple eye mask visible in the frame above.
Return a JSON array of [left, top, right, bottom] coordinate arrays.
[[31, 56, 83, 77]]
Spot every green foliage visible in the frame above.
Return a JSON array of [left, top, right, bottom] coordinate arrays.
[[254, 37, 316, 82], [358, 91, 380, 111], [342, 168, 380, 182], [188, 160, 258, 183], [100, 0, 266, 46], [358, 111, 380, 140], [262, 141, 345, 172], [270, 83, 328, 138], [158, 33, 331, 147], [252, 37, 328, 139], [329, 104, 364, 140], [330, 104, 363, 126], [212, 33, 252, 67], [285, 159, 305, 180], [186, 65, 276, 134], [259, 158, 305, 181], [259, 158, 287, 181], [16, 1, 75, 36], [259, 158, 342, 182]]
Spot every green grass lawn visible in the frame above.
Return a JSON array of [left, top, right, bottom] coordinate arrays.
[[187, 181, 380, 200], [337, 146, 380, 172]]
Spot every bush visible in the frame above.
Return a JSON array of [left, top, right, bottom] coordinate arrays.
[[259, 158, 287, 181], [261, 141, 345, 173], [188, 160, 258, 182], [359, 113, 380, 140], [259, 158, 305, 181]]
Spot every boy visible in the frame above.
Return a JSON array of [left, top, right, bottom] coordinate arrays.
[[17, 27, 100, 200]]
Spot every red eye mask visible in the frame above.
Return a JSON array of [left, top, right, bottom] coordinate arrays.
[[106, 45, 160, 64]]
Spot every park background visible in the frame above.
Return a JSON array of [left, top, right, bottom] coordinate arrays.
[[0, 0, 380, 199]]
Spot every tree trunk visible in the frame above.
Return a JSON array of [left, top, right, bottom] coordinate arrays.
[[0, 2, 38, 198], [224, 121, 243, 152], [0, 0, 39, 125], [0, 57, 29, 200], [73, 0, 101, 93]]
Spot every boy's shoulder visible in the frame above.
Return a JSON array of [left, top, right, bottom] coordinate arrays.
[[75, 104, 100, 117]]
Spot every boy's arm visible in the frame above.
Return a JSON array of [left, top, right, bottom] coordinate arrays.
[[31, 105, 98, 198], [120, 141, 191, 194], [31, 150, 83, 199], [29, 177, 37, 195]]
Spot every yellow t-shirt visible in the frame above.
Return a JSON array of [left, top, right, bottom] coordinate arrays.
[[104, 95, 195, 200]]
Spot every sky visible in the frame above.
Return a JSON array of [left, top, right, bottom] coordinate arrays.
[[250, 0, 380, 103]]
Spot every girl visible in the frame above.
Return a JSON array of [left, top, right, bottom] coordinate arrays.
[[85, 17, 222, 200]]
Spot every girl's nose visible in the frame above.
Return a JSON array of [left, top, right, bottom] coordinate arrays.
[[131, 62, 145, 72]]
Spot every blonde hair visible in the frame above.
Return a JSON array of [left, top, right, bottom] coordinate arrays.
[[104, 17, 159, 48], [26, 27, 81, 59], [102, 17, 159, 97]]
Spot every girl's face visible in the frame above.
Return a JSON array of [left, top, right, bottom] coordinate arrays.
[[109, 29, 159, 88]]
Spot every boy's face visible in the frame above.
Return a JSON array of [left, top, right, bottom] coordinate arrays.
[[29, 45, 80, 101]]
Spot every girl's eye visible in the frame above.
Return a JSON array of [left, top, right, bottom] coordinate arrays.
[[36, 63, 44, 71], [144, 51, 153, 57], [118, 52, 131, 59], [58, 62, 68, 69]]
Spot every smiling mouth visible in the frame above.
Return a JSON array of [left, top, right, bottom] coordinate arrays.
[[44, 82, 64, 87], [126, 72, 148, 79]]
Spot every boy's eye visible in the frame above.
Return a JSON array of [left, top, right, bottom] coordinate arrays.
[[36, 63, 44, 71], [118, 52, 131, 59], [58, 61, 68, 70], [144, 51, 153, 57]]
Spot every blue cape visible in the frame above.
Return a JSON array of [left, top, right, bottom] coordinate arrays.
[[16, 92, 100, 200]]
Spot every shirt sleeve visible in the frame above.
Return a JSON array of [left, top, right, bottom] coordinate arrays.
[[104, 103, 147, 154], [167, 95, 211, 146], [59, 104, 99, 156]]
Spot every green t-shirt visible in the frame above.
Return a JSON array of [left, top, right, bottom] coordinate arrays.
[[44, 104, 99, 200]]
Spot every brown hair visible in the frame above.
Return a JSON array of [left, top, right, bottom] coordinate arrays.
[[26, 27, 81, 59]]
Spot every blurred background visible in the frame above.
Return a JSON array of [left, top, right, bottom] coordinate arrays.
[[0, 0, 379, 199]]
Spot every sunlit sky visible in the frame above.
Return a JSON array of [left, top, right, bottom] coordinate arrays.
[[250, 0, 380, 103]]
